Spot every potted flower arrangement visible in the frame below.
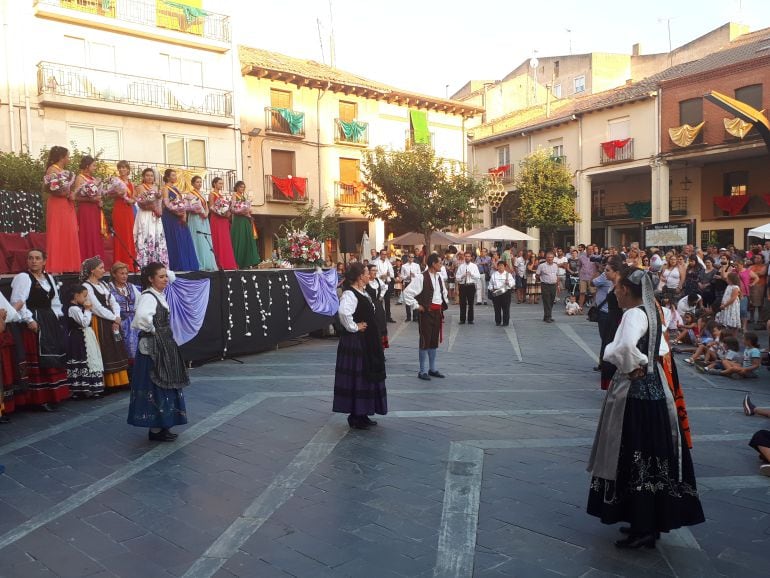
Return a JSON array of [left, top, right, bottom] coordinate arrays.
[[275, 229, 323, 268]]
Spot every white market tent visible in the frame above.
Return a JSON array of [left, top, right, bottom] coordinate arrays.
[[465, 225, 536, 242], [748, 223, 770, 239]]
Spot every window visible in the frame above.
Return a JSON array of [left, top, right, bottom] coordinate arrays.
[[549, 138, 564, 159], [90, 42, 115, 71], [161, 54, 203, 85], [62, 36, 115, 70], [270, 150, 295, 177], [608, 117, 630, 140], [724, 171, 748, 196], [735, 84, 763, 110], [339, 157, 360, 182], [164, 135, 206, 167], [679, 98, 703, 144], [553, 84, 562, 98], [270, 89, 292, 110], [495, 145, 510, 167], [573, 75, 585, 94], [554, 60, 560, 78], [339, 101, 357, 122], [67, 125, 121, 158]]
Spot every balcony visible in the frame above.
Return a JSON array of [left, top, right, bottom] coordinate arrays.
[[335, 182, 364, 206], [34, 0, 231, 50], [487, 165, 513, 183], [600, 138, 635, 164], [38, 62, 233, 123], [265, 107, 305, 138], [100, 158, 236, 192], [405, 130, 435, 150], [592, 197, 688, 220], [265, 175, 309, 203], [334, 119, 369, 146]]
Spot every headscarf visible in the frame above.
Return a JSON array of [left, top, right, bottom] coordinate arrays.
[[80, 256, 103, 282]]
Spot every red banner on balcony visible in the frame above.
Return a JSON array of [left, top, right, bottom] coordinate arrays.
[[291, 176, 307, 198], [713, 195, 750, 215], [601, 139, 631, 160], [271, 176, 294, 199], [488, 164, 510, 176]]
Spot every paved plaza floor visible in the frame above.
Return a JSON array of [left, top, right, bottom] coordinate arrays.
[[0, 301, 768, 577]]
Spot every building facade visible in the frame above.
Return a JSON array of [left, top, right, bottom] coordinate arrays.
[[0, 0, 239, 189]]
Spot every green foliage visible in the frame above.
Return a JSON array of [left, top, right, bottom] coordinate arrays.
[[0, 151, 45, 193], [515, 149, 579, 245], [362, 146, 485, 247], [279, 201, 341, 242]]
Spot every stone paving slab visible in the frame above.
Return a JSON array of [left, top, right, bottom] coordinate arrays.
[[0, 301, 768, 577]]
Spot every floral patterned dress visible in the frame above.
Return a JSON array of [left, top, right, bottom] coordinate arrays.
[[133, 184, 169, 268]]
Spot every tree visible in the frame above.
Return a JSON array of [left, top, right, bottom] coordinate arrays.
[[515, 149, 579, 247], [281, 201, 340, 241], [362, 146, 486, 248]]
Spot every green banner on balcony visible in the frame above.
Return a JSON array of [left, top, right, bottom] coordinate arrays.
[[339, 120, 366, 142], [624, 201, 651, 220], [162, 0, 209, 24], [276, 107, 304, 135], [409, 110, 430, 144]]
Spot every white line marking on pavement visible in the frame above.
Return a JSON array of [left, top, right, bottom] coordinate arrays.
[[388, 318, 411, 345], [696, 475, 770, 490], [182, 416, 347, 578], [504, 323, 522, 362], [0, 392, 270, 553], [0, 397, 129, 457], [434, 442, 484, 578], [446, 313, 459, 353], [556, 323, 599, 364]]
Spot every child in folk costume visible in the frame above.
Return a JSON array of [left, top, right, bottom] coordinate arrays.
[[64, 285, 104, 398]]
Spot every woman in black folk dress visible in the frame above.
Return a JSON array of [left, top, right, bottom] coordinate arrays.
[[333, 262, 387, 430], [366, 264, 389, 350], [587, 266, 705, 549]]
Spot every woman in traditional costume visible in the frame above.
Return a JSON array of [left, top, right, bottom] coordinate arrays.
[[108, 262, 141, 364], [63, 284, 104, 399], [230, 181, 260, 269], [161, 169, 199, 272], [134, 168, 168, 268], [127, 262, 189, 442], [366, 264, 389, 349], [0, 292, 24, 420], [587, 266, 704, 548], [333, 262, 387, 430], [43, 146, 81, 273], [73, 155, 105, 262], [10, 249, 69, 410], [110, 160, 137, 271], [207, 177, 237, 270], [81, 257, 129, 390], [186, 175, 216, 271]]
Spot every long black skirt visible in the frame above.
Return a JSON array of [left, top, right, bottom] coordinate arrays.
[[587, 396, 705, 533], [749, 430, 770, 452], [332, 333, 387, 417]]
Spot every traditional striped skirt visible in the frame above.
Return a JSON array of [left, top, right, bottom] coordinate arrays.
[[332, 333, 387, 417]]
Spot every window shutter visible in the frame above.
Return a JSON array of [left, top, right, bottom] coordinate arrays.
[[608, 118, 630, 140], [271, 89, 292, 109], [68, 126, 95, 154], [339, 158, 359, 183], [187, 139, 206, 167], [271, 150, 294, 177], [165, 136, 185, 165], [339, 101, 356, 122], [94, 129, 120, 159]]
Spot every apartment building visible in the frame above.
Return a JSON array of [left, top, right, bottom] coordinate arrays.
[[238, 47, 481, 259], [0, 0, 239, 188]]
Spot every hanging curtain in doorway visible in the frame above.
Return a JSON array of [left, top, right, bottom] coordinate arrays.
[[713, 195, 749, 216], [668, 122, 705, 147]]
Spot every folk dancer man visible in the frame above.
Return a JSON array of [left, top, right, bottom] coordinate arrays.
[[455, 252, 481, 324], [400, 253, 422, 322], [536, 252, 560, 323], [376, 249, 396, 323], [403, 254, 448, 381]]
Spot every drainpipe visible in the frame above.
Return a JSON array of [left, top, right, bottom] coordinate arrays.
[[317, 81, 331, 260], [3, 6, 16, 152]]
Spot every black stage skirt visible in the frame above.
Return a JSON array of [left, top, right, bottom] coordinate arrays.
[[587, 395, 705, 533], [332, 333, 387, 417], [19, 324, 69, 405], [749, 430, 770, 452]]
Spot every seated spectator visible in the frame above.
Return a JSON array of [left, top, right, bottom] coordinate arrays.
[[677, 293, 702, 319], [720, 332, 761, 379], [565, 294, 580, 315], [741, 394, 770, 477], [673, 312, 699, 345], [699, 335, 741, 374], [684, 321, 720, 365]]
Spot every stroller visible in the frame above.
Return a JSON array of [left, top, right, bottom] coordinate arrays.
[[564, 273, 593, 307]]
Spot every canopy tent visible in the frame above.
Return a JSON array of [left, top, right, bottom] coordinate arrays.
[[389, 230, 464, 246], [747, 223, 770, 239], [465, 225, 536, 242], [458, 226, 491, 238]]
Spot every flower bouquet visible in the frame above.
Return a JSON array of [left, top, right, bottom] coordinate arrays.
[[136, 187, 160, 204], [186, 196, 205, 215], [43, 170, 75, 197], [276, 230, 323, 267], [211, 196, 230, 217], [101, 176, 129, 198], [231, 199, 251, 216], [76, 180, 102, 199]]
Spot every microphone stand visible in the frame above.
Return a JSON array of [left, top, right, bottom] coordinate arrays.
[[108, 226, 141, 271]]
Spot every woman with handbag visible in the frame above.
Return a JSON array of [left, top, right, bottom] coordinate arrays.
[[488, 260, 515, 326]]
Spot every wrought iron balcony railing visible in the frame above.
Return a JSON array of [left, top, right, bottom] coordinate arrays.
[[38, 62, 233, 117], [265, 175, 309, 203], [487, 165, 513, 183], [335, 181, 364, 206], [265, 107, 305, 137], [592, 196, 688, 219], [98, 159, 236, 193], [334, 119, 369, 146], [599, 138, 635, 164], [36, 0, 231, 43]]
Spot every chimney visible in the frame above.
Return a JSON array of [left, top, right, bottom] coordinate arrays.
[[632, 43, 642, 57]]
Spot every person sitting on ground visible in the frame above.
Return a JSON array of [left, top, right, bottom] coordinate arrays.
[[674, 312, 699, 345], [677, 293, 702, 319], [684, 320, 720, 365], [740, 394, 770, 477], [700, 335, 741, 374], [720, 332, 761, 379], [565, 294, 580, 315]]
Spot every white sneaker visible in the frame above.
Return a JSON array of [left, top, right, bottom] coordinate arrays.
[[684, 358, 694, 365], [760, 464, 770, 477]]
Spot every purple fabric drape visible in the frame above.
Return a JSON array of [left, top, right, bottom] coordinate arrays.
[[294, 268, 339, 317], [164, 277, 211, 345]]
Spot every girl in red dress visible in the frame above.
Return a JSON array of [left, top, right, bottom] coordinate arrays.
[[111, 160, 137, 271], [73, 156, 105, 262], [44, 146, 81, 273]]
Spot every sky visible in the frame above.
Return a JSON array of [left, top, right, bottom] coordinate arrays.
[[227, 0, 770, 98]]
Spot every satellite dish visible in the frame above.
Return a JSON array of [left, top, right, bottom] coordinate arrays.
[[529, 57, 539, 69]]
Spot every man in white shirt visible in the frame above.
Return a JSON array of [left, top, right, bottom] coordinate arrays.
[[403, 254, 448, 380], [376, 249, 395, 323], [513, 250, 527, 304], [536, 252, 560, 323], [400, 254, 422, 322], [553, 248, 568, 293], [455, 252, 481, 324]]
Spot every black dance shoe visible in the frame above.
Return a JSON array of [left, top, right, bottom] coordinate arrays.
[[615, 533, 657, 549], [618, 526, 660, 538], [362, 416, 378, 426], [148, 430, 177, 442], [160, 428, 178, 440], [428, 370, 446, 378], [418, 372, 431, 381], [347, 415, 369, 430]]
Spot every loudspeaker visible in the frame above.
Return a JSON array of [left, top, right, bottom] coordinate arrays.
[[339, 222, 359, 253]]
